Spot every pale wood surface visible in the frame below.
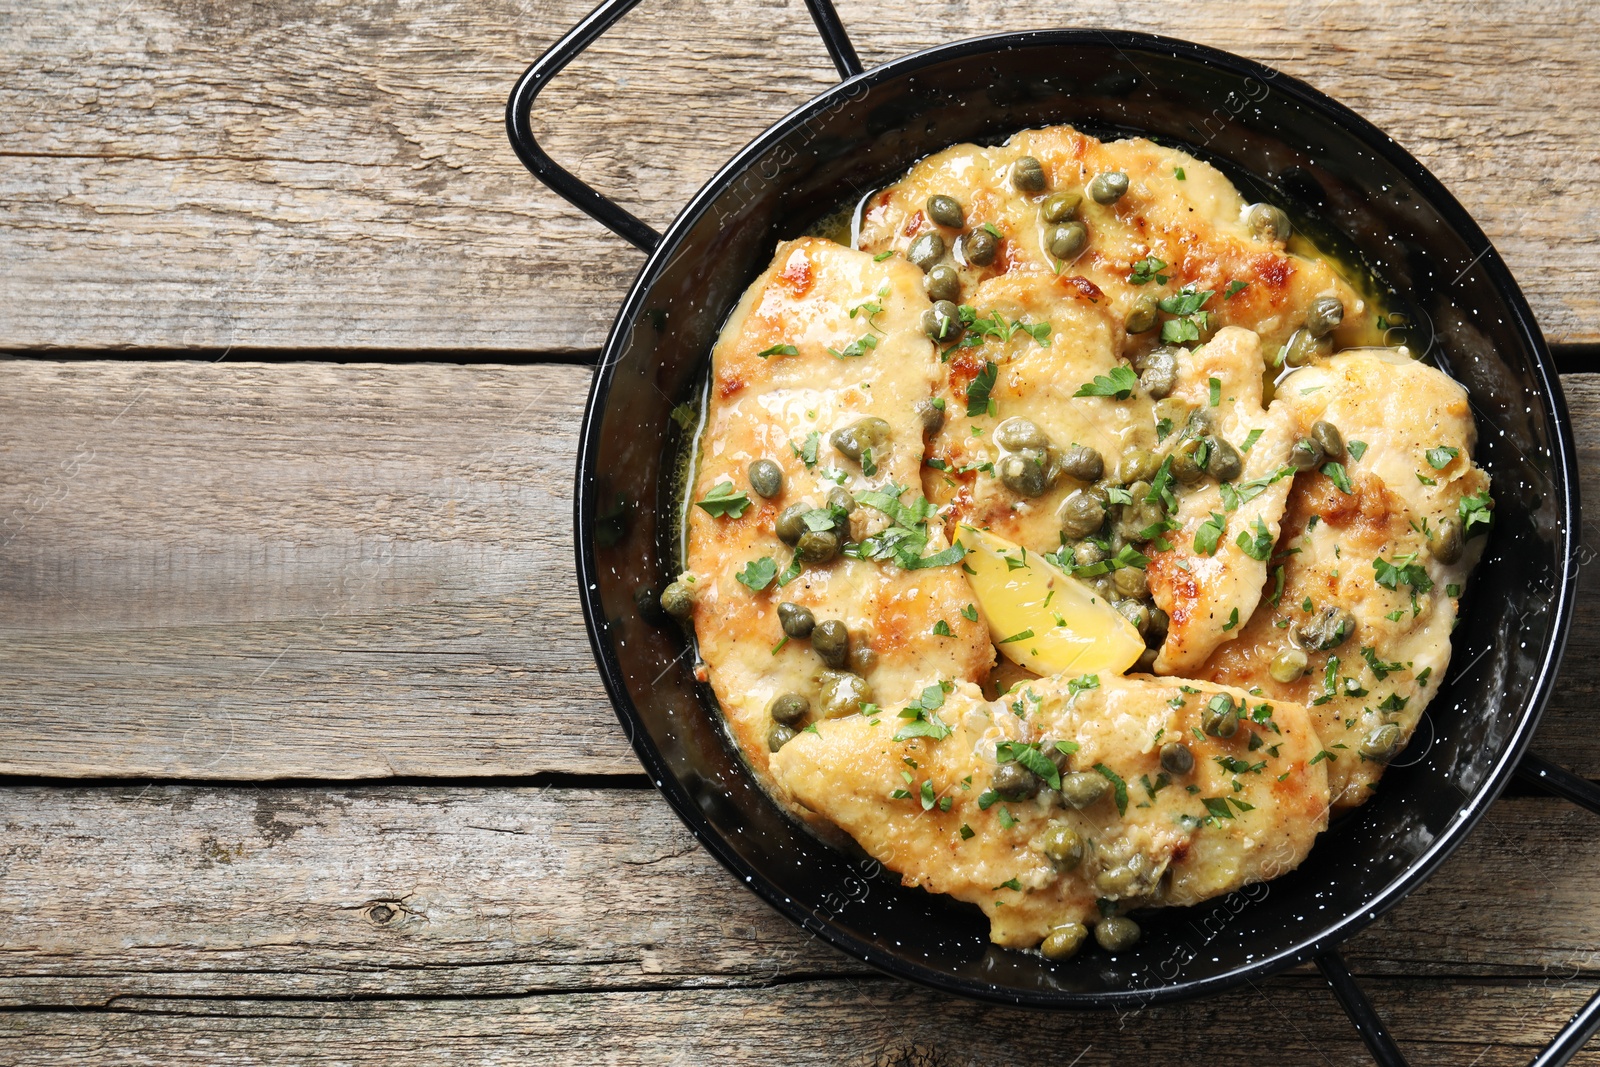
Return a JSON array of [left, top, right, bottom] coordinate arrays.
[[0, 786, 1596, 1064], [4, 0, 1600, 1060], [2, 361, 1596, 780], [1, 0, 1597, 353]]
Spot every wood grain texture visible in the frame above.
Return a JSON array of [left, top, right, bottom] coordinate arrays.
[[0, 0, 1597, 353], [0, 786, 1597, 1065], [2, 361, 1597, 779]]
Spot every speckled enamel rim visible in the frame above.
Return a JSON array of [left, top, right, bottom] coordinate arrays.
[[572, 29, 1579, 1009]]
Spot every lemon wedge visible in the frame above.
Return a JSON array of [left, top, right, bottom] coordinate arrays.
[[962, 528, 1145, 678]]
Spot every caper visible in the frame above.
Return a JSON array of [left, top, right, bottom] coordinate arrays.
[[1115, 482, 1165, 542], [1058, 771, 1108, 809], [1012, 155, 1046, 192], [1118, 447, 1160, 484], [1073, 539, 1109, 568], [1171, 440, 1206, 484], [1185, 407, 1217, 436], [768, 723, 797, 752], [659, 580, 695, 620], [848, 645, 878, 675], [748, 458, 783, 499], [926, 194, 964, 229], [811, 619, 850, 669], [1047, 221, 1088, 261], [960, 228, 998, 266], [995, 416, 1050, 452], [1269, 647, 1309, 683], [832, 489, 857, 524], [1310, 420, 1345, 461], [1116, 597, 1151, 635], [1041, 824, 1085, 868], [1282, 327, 1326, 367], [1112, 565, 1148, 598], [993, 760, 1041, 801], [1296, 605, 1355, 652], [1145, 350, 1184, 399], [1057, 444, 1104, 483], [1289, 436, 1325, 472], [1060, 488, 1107, 539], [922, 299, 962, 342], [1246, 202, 1291, 243], [1160, 741, 1194, 775], [1432, 516, 1463, 564], [1126, 294, 1160, 334], [796, 528, 840, 564], [816, 668, 868, 718], [1361, 722, 1403, 763], [1201, 693, 1240, 738], [1041, 922, 1089, 961], [924, 264, 960, 303], [998, 453, 1049, 497], [777, 602, 815, 639], [1095, 915, 1141, 952], [1094, 855, 1149, 896], [1207, 436, 1243, 483], [831, 417, 890, 461], [908, 232, 945, 271], [1306, 295, 1345, 338], [1088, 170, 1129, 204], [775, 503, 809, 545], [1146, 606, 1170, 647], [1040, 190, 1081, 223], [769, 692, 810, 725], [914, 397, 946, 437]]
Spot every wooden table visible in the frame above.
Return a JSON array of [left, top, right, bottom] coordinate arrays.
[[2, 0, 1597, 1062]]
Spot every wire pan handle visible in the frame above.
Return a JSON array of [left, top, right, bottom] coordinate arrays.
[[505, 0, 861, 254], [1322, 752, 1600, 1066]]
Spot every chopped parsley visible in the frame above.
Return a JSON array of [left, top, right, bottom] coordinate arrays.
[[892, 682, 954, 742], [1194, 511, 1227, 556], [1208, 377, 1222, 407], [1322, 462, 1353, 494], [1425, 445, 1460, 470], [932, 619, 952, 637], [996, 740, 1062, 790], [1073, 365, 1139, 400], [826, 333, 878, 359], [1239, 428, 1264, 453], [1094, 763, 1129, 816], [1236, 516, 1274, 561], [735, 556, 777, 591], [756, 343, 799, 358], [1361, 645, 1405, 680], [1129, 255, 1169, 286], [1459, 490, 1493, 539], [966, 360, 999, 416], [694, 480, 752, 519], [1222, 607, 1240, 631], [1348, 440, 1369, 461], [1067, 673, 1101, 698], [791, 430, 820, 468], [999, 628, 1036, 644], [1224, 279, 1249, 299], [961, 603, 979, 622]]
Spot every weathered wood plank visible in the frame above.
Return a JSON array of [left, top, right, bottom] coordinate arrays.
[[3, 979, 1597, 1067], [0, 361, 634, 777], [1, 362, 1596, 779], [0, 0, 1597, 352], [0, 786, 1596, 1065]]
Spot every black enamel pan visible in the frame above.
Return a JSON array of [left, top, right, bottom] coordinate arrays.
[[508, 3, 1589, 1061]]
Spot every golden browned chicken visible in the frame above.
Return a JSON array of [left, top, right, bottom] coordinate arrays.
[[772, 672, 1328, 948]]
